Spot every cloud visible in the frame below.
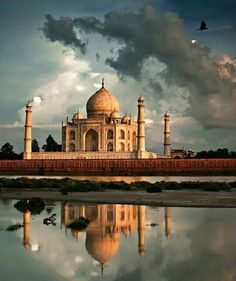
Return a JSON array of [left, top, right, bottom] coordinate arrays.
[[6, 51, 104, 129], [42, 14, 86, 54], [42, 6, 236, 130]]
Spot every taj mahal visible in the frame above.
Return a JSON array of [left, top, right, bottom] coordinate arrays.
[[23, 79, 171, 160]]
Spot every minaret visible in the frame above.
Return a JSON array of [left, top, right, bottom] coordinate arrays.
[[138, 205, 146, 256], [61, 121, 64, 151], [23, 210, 31, 250], [23, 102, 32, 160], [137, 95, 145, 158], [165, 207, 171, 240], [163, 111, 171, 157]]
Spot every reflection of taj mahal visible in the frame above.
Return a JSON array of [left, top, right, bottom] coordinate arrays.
[[61, 204, 172, 271], [21, 204, 171, 273], [23, 79, 172, 159], [62, 204, 146, 263]]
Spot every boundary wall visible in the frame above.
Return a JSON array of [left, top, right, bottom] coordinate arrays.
[[0, 159, 235, 175]]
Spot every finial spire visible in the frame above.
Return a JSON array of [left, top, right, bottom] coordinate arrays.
[[102, 77, 104, 88]]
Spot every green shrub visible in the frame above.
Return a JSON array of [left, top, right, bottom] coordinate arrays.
[[164, 181, 181, 190], [146, 183, 163, 193], [229, 181, 236, 188], [67, 217, 90, 230], [14, 197, 45, 215], [203, 182, 231, 192]]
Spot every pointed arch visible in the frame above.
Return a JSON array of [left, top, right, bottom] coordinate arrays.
[[85, 129, 98, 151], [120, 129, 125, 139], [119, 142, 125, 151], [107, 142, 114, 151]]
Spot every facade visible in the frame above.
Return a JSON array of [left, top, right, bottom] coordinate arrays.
[[62, 80, 138, 155], [23, 79, 171, 159]]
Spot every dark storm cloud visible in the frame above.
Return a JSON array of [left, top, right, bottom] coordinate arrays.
[[42, 6, 236, 129], [106, 46, 145, 78], [42, 14, 86, 53]]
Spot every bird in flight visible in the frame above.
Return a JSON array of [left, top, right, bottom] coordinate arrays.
[[196, 21, 208, 31]]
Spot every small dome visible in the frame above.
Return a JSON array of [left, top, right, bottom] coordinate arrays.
[[121, 114, 130, 124], [164, 111, 170, 117], [86, 84, 120, 118], [110, 110, 120, 119], [138, 95, 145, 102], [72, 112, 83, 121]]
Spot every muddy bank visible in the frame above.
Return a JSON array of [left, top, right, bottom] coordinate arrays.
[[1, 189, 236, 208]]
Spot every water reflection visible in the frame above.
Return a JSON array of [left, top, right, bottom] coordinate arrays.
[[23, 210, 30, 249], [20, 203, 172, 271], [62, 204, 148, 264], [1, 201, 236, 281]]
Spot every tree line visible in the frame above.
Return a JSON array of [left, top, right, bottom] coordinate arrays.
[[0, 135, 61, 159], [195, 148, 236, 158], [0, 136, 235, 159]]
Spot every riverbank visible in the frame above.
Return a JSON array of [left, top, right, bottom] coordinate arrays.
[[1, 189, 236, 208]]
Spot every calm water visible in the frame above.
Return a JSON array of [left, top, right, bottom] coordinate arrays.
[[0, 200, 235, 281]]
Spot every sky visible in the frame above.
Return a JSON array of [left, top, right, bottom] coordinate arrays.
[[0, 0, 235, 153]]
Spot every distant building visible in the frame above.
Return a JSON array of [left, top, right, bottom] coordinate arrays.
[[171, 149, 195, 159]]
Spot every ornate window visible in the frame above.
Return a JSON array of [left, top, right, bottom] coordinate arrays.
[[128, 130, 130, 140], [107, 130, 113, 140]]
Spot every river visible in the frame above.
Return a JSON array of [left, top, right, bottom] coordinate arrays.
[[0, 200, 235, 281]]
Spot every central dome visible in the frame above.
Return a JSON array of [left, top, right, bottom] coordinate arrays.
[[86, 232, 120, 264], [86, 84, 120, 118]]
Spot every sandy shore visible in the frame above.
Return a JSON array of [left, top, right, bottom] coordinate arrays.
[[1, 188, 236, 207]]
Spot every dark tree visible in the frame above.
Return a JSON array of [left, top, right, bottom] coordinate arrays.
[[195, 148, 236, 158], [0, 143, 14, 154], [42, 135, 61, 152], [0, 142, 19, 159], [32, 139, 40, 152]]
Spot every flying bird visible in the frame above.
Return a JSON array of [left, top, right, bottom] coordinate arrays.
[[196, 21, 208, 31]]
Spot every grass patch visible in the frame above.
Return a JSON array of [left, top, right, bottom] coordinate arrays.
[[0, 177, 234, 193], [6, 223, 23, 231]]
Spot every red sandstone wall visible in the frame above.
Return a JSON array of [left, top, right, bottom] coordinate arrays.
[[0, 159, 235, 175]]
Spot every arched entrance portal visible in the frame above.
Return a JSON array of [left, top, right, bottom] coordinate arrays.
[[85, 129, 99, 151]]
